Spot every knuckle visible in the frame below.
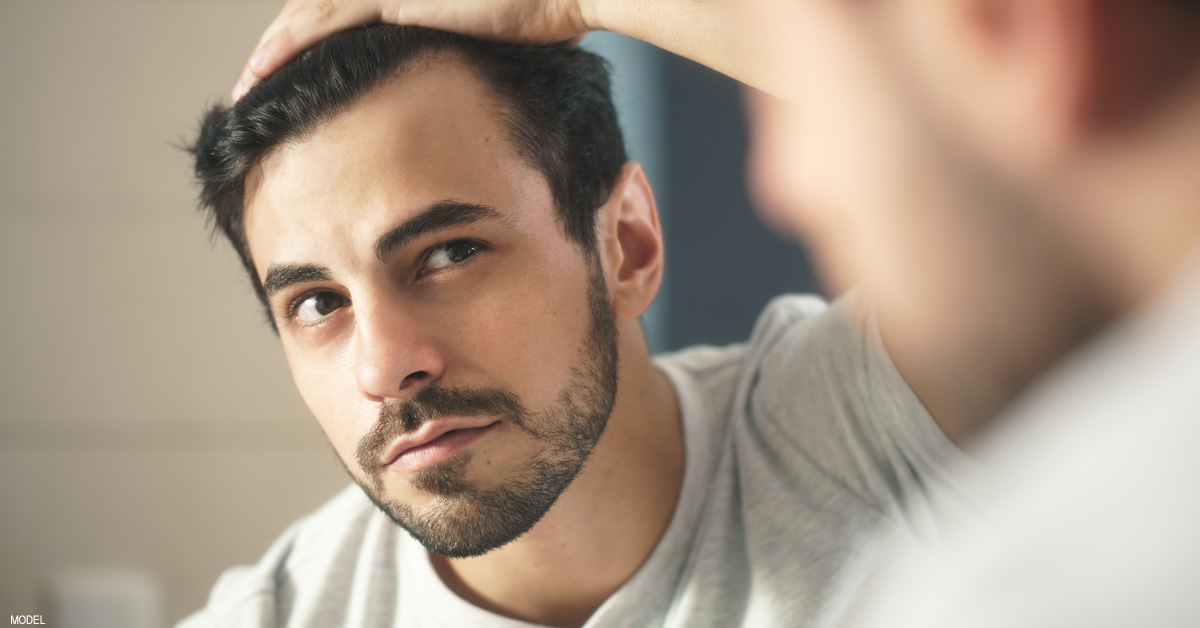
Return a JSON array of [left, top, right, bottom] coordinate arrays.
[[384, 2, 405, 23], [312, 0, 340, 22]]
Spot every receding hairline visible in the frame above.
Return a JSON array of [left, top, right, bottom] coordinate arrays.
[[242, 49, 540, 215], [239, 51, 580, 284], [250, 47, 518, 171], [190, 24, 628, 321]]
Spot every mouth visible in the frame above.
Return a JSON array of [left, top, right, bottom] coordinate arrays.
[[381, 420, 500, 474]]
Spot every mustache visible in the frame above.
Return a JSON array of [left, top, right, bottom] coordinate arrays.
[[355, 385, 526, 473]]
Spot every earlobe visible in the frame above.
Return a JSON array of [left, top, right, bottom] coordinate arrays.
[[599, 162, 664, 321]]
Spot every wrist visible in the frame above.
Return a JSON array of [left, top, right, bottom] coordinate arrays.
[[578, 0, 645, 35], [576, 0, 605, 32]]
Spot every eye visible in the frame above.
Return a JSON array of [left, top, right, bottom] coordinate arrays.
[[421, 239, 483, 274], [291, 291, 345, 324]]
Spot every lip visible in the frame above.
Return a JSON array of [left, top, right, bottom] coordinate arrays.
[[380, 419, 500, 473]]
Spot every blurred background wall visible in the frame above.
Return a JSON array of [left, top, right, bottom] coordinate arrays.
[[0, 1, 816, 625]]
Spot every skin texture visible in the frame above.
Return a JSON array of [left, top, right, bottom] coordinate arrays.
[[242, 60, 682, 627]]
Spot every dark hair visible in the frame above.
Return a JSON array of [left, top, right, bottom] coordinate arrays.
[[189, 25, 627, 309]]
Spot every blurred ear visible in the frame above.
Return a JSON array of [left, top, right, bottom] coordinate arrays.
[[595, 163, 664, 321]]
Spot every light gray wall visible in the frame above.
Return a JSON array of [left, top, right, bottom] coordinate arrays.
[[0, 2, 348, 624], [659, 54, 820, 350]]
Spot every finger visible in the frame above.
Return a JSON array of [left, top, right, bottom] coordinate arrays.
[[248, 1, 383, 79], [247, 25, 296, 79], [231, 65, 259, 102]]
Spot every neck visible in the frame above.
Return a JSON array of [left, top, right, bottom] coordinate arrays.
[[430, 319, 683, 628], [894, 70, 1200, 446], [882, 209, 1116, 445]]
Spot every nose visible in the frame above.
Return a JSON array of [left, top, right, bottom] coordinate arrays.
[[353, 295, 445, 402]]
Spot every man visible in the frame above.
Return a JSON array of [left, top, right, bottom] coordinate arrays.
[[235, 0, 1200, 625], [182, 25, 964, 628]]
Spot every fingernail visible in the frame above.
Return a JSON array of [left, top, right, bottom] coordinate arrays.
[[249, 49, 267, 71]]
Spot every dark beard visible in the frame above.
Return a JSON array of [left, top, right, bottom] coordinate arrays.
[[349, 257, 618, 558]]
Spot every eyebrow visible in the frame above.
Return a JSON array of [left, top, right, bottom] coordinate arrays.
[[262, 264, 332, 300], [260, 201, 503, 301], [374, 201, 502, 262]]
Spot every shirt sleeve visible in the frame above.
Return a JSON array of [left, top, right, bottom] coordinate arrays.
[[740, 294, 975, 540]]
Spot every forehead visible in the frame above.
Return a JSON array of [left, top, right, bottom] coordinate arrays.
[[242, 60, 555, 276]]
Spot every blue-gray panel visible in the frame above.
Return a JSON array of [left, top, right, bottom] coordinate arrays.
[[662, 55, 822, 351]]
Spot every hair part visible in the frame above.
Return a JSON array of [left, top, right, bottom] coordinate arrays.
[[189, 25, 627, 318]]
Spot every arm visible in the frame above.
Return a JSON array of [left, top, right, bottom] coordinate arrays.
[[233, 0, 784, 102]]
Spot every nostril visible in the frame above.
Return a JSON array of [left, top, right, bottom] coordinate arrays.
[[401, 371, 429, 388]]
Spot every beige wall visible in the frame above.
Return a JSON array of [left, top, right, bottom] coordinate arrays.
[[0, 1, 349, 624]]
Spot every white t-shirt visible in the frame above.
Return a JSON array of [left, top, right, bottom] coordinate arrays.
[[838, 258, 1200, 628], [179, 295, 969, 627]]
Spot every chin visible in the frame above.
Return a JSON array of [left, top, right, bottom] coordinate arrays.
[[359, 449, 590, 558]]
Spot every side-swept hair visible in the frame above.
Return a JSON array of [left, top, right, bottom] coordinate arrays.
[[189, 25, 627, 308]]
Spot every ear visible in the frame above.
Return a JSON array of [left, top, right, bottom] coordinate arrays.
[[595, 162, 664, 321]]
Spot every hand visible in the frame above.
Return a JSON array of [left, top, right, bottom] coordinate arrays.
[[233, 0, 590, 101]]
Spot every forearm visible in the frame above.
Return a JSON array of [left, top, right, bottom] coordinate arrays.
[[584, 0, 789, 100]]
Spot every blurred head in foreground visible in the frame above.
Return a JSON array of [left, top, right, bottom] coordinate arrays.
[[189, 25, 666, 558], [745, 0, 1200, 435]]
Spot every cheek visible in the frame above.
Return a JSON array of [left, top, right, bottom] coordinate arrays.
[[442, 257, 594, 404], [283, 341, 365, 465]]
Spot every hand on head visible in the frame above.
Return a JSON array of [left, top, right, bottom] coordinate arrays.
[[233, 0, 589, 100]]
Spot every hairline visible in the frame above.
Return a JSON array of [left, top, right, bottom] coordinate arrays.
[[239, 50, 598, 294]]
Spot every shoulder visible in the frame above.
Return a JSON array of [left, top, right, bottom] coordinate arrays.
[[653, 294, 831, 398], [749, 293, 833, 349], [736, 294, 968, 530], [179, 485, 398, 627], [681, 293, 879, 404], [748, 292, 904, 417]]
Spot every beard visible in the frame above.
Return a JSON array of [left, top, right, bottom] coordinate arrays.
[[348, 257, 618, 558]]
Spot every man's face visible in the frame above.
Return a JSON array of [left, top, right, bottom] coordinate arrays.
[[744, 0, 1040, 368], [242, 60, 617, 558]]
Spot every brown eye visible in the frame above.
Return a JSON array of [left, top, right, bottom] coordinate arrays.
[[293, 291, 344, 323], [423, 240, 481, 272]]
